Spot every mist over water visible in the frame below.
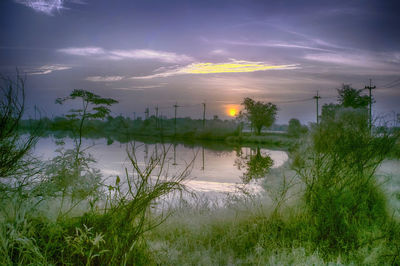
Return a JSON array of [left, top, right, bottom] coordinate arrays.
[[33, 137, 288, 198]]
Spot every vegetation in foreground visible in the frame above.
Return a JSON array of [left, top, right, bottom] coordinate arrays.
[[1, 75, 400, 264], [149, 109, 400, 265]]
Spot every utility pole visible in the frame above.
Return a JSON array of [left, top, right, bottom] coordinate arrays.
[[34, 105, 37, 120], [144, 144, 148, 160], [160, 112, 164, 136], [365, 79, 376, 131], [173, 103, 178, 136], [155, 106, 159, 129], [145, 107, 149, 120], [313, 91, 321, 125], [173, 143, 177, 165], [201, 147, 205, 171], [202, 102, 206, 129]]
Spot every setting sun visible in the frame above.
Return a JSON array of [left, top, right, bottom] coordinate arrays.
[[225, 104, 240, 117], [228, 108, 237, 117]]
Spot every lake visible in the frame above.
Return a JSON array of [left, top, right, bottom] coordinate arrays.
[[33, 137, 288, 200]]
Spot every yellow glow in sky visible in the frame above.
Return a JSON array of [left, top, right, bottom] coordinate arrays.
[[225, 104, 240, 117], [185, 61, 298, 74], [131, 60, 298, 79], [228, 108, 237, 116]]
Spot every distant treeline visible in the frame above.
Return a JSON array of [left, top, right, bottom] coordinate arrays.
[[19, 115, 290, 143]]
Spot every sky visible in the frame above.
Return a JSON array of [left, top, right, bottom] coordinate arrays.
[[1, 0, 399, 123]]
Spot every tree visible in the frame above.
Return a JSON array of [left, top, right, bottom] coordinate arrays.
[[235, 146, 273, 183], [56, 89, 118, 162], [0, 73, 38, 179], [50, 90, 118, 218], [321, 84, 371, 122], [241, 97, 277, 135], [337, 84, 371, 109], [288, 118, 308, 137]]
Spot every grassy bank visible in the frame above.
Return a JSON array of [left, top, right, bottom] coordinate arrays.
[[2, 154, 399, 265], [226, 132, 295, 149], [3, 160, 400, 265], [148, 160, 400, 265]]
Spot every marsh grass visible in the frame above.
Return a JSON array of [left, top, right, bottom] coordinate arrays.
[[226, 134, 295, 148], [2, 133, 400, 265], [0, 142, 193, 265], [148, 170, 400, 265], [145, 109, 400, 265]]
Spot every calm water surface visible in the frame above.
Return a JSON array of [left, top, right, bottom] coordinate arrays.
[[33, 137, 288, 198]]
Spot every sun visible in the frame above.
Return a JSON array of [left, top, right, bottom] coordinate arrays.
[[225, 104, 240, 117], [228, 108, 237, 117]]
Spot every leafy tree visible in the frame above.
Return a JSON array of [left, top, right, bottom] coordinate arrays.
[[337, 84, 371, 109], [49, 90, 118, 218], [56, 89, 118, 161], [321, 84, 370, 122], [234, 146, 272, 183], [287, 118, 308, 137], [241, 97, 277, 135]]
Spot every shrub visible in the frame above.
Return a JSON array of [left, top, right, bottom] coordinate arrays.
[[292, 108, 399, 256]]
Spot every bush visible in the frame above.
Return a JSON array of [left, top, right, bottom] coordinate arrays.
[[0, 73, 39, 180], [292, 108, 399, 256], [287, 118, 308, 137]]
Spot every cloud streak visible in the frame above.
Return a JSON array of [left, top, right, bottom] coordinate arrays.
[[15, 0, 64, 15], [113, 83, 167, 91], [109, 49, 193, 63], [131, 60, 299, 79], [14, 0, 84, 15], [58, 47, 193, 63], [86, 76, 124, 82], [129, 83, 167, 89], [304, 52, 368, 66], [58, 47, 105, 56], [303, 51, 400, 73], [113, 88, 145, 91], [28, 64, 71, 75], [221, 40, 333, 52]]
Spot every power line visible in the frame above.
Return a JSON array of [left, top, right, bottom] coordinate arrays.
[[273, 97, 314, 104], [158, 105, 173, 110], [155, 106, 159, 128], [384, 81, 400, 89], [156, 103, 201, 109], [365, 79, 376, 131], [173, 103, 179, 136], [313, 91, 321, 124], [382, 77, 400, 88], [320, 96, 337, 100], [128, 87, 349, 120], [202, 102, 206, 128], [179, 103, 203, 108]]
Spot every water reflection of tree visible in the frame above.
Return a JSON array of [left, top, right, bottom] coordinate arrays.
[[234, 146, 273, 183]]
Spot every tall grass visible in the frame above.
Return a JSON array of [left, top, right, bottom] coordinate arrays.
[[146, 108, 400, 265], [0, 143, 192, 265]]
